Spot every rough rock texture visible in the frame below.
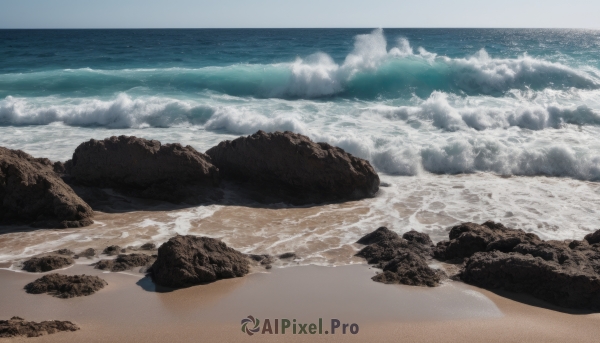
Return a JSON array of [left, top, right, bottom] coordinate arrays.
[[0, 317, 79, 338], [151, 235, 250, 288], [68, 136, 220, 203], [24, 274, 107, 298], [22, 256, 74, 273], [139, 243, 156, 250], [249, 254, 274, 265], [55, 249, 74, 256], [0, 147, 94, 228], [95, 254, 155, 272], [434, 221, 540, 260], [206, 131, 379, 204], [278, 252, 298, 260], [102, 245, 122, 256], [462, 251, 600, 309], [584, 230, 600, 245], [73, 248, 96, 259], [356, 227, 441, 287], [373, 252, 443, 287]]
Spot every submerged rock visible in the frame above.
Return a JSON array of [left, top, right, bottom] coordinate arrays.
[[0, 147, 93, 228], [55, 249, 74, 256], [95, 254, 155, 272], [462, 251, 600, 309], [68, 136, 220, 203], [278, 252, 298, 260], [0, 316, 79, 338], [22, 256, 74, 273], [151, 235, 250, 288], [102, 245, 122, 256], [206, 131, 379, 204], [139, 243, 156, 250], [73, 248, 96, 259], [24, 274, 107, 298]]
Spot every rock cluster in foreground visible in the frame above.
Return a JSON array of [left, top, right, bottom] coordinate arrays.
[[24, 274, 107, 298], [151, 235, 250, 288], [95, 254, 155, 272], [206, 130, 380, 204], [0, 147, 94, 228], [0, 317, 79, 338]]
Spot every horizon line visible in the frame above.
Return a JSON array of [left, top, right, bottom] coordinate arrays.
[[1, 27, 600, 30]]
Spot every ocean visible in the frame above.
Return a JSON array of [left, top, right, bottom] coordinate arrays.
[[1, 28, 600, 264]]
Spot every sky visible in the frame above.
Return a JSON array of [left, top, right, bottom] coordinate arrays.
[[1, 0, 599, 29]]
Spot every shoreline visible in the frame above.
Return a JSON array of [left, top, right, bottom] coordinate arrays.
[[1, 264, 599, 342]]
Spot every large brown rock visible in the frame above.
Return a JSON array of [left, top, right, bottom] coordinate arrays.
[[24, 274, 107, 298], [0, 317, 79, 338], [373, 252, 443, 287], [151, 235, 250, 288], [68, 136, 220, 203], [206, 131, 380, 204], [0, 147, 93, 228], [461, 251, 600, 309], [22, 256, 74, 273]]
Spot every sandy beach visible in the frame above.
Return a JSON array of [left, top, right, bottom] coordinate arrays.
[[1, 263, 599, 342]]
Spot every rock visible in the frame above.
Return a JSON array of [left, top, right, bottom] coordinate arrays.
[[402, 230, 434, 247], [357, 236, 433, 264], [102, 245, 121, 256], [438, 221, 540, 260], [151, 235, 250, 288], [73, 248, 96, 259], [461, 251, 600, 309], [0, 316, 79, 338], [95, 254, 155, 272], [584, 229, 600, 244], [206, 131, 379, 204], [24, 274, 107, 298], [372, 252, 443, 287], [356, 227, 399, 245], [68, 136, 220, 203], [56, 249, 74, 256], [249, 254, 274, 265], [0, 147, 94, 228], [139, 243, 156, 250], [278, 252, 298, 260], [22, 256, 74, 273]]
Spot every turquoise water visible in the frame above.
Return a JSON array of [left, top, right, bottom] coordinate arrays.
[[2, 28, 600, 180]]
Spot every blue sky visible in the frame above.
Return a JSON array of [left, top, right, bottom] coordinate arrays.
[[1, 0, 599, 29]]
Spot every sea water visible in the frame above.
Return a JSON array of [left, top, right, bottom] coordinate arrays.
[[1, 29, 600, 264]]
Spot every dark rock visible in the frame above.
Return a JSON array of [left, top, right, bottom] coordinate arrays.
[[584, 229, 600, 244], [356, 227, 399, 245], [95, 254, 155, 272], [249, 254, 274, 265], [278, 252, 298, 260], [0, 316, 79, 338], [461, 251, 600, 309], [402, 230, 434, 246], [357, 237, 433, 264], [24, 274, 107, 298], [139, 243, 156, 250], [440, 221, 540, 260], [151, 235, 250, 288], [56, 249, 74, 256], [22, 256, 73, 273], [73, 248, 96, 259], [68, 136, 220, 203], [0, 147, 94, 228], [102, 245, 121, 256], [372, 252, 443, 287], [206, 131, 379, 204]]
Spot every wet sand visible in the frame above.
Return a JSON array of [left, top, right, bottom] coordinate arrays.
[[0, 264, 599, 342]]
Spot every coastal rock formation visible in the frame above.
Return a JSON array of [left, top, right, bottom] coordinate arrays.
[[24, 274, 107, 298], [102, 245, 122, 256], [434, 221, 541, 260], [0, 147, 93, 228], [95, 254, 155, 272], [462, 251, 600, 309], [68, 136, 220, 203], [206, 131, 379, 204], [151, 235, 250, 288], [139, 243, 156, 250], [73, 248, 96, 259], [0, 317, 79, 338], [356, 227, 441, 287], [22, 256, 74, 273]]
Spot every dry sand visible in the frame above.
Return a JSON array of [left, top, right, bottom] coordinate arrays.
[[0, 263, 599, 342]]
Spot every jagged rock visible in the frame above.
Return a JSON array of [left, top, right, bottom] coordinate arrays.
[[151, 235, 250, 288], [24, 274, 107, 298], [357, 236, 433, 264], [0, 316, 79, 338], [102, 245, 121, 256], [68, 136, 220, 203], [402, 230, 434, 247], [55, 249, 74, 256], [278, 252, 298, 260], [206, 131, 379, 204], [73, 248, 96, 259], [139, 243, 156, 250], [585, 229, 600, 244], [22, 256, 74, 273], [461, 251, 600, 309], [436, 221, 540, 260], [373, 252, 444, 287], [0, 147, 93, 228], [356, 227, 399, 245], [94, 254, 155, 272]]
